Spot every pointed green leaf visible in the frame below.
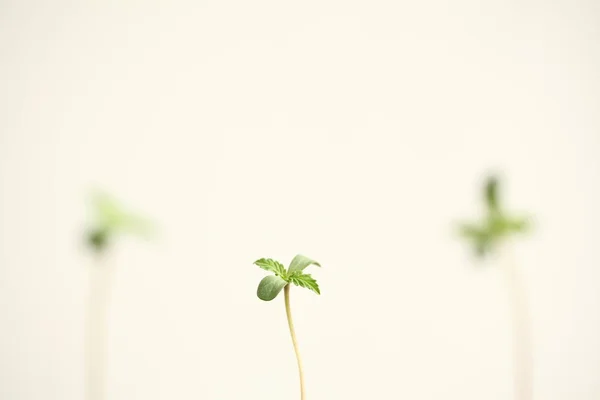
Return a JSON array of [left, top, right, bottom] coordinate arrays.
[[288, 254, 321, 274], [95, 193, 132, 228], [289, 273, 320, 295], [458, 223, 486, 239], [118, 211, 153, 235], [487, 214, 528, 238], [485, 176, 499, 212], [458, 222, 493, 259], [93, 192, 153, 236], [257, 275, 288, 301], [504, 216, 529, 233], [254, 258, 287, 278]]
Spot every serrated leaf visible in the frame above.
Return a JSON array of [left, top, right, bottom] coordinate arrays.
[[288, 254, 321, 274], [254, 258, 287, 278], [289, 273, 320, 295], [257, 275, 288, 301]]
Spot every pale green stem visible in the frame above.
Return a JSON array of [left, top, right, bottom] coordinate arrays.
[[85, 253, 114, 400], [502, 246, 533, 400], [284, 285, 306, 400]]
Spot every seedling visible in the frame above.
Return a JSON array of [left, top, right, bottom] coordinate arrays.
[[254, 254, 321, 400], [84, 192, 152, 400], [458, 175, 532, 400]]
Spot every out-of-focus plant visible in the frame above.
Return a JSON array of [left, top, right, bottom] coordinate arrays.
[[458, 175, 533, 400], [459, 176, 529, 256], [84, 192, 152, 400], [254, 254, 322, 400], [86, 192, 153, 253]]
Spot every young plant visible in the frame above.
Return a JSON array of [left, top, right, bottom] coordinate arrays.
[[84, 192, 152, 400], [458, 176, 532, 400], [254, 254, 321, 400]]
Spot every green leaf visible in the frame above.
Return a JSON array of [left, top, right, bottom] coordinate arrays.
[[458, 223, 486, 240], [288, 254, 321, 275], [118, 213, 154, 236], [254, 258, 287, 278], [504, 216, 529, 233], [485, 176, 499, 212], [487, 214, 529, 237], [473, 234, 493, 257], [92, 192, 153, 236], [289, 273, 320, 295], [257, 275, 288, 301], [94, 193, 121, 226], [458, 222, 494, 258]]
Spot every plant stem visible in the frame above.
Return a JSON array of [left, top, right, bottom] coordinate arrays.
[[85, 253, 114, 400], [502, 247, 533, 400], [284, 284, 306, 400]]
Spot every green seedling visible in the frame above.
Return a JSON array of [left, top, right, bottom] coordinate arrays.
[[254, 254, 321, 400], [84, 192, 152, 400], [458, 175, 533, 400]]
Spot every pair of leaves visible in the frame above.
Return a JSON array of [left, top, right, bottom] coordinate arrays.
[[256, 272, 320, 301], [255, 255, 321, 301], [459, 176, 529, 257]]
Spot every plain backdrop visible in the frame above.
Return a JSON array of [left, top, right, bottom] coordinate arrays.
[[1, 1, 599, 399]]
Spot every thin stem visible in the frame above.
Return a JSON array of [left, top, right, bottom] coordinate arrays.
[[85, 253, 114, 400], [502, 247, 533, 400], [284, 284, 306, 400]]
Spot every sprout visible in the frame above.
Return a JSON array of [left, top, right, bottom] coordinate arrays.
[[254, 254, 322, 400], [458, 174, 534, 400], [84, 191, 153, 400]]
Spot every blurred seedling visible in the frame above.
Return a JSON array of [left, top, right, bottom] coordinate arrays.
[[458, 175, 533, 400], [459, 176, 529, 257], [84, 192, 153, 400], [254, 254, 322, 400]]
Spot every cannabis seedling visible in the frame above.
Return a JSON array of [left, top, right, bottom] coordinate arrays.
[[254, 254, 321, 400], [459, 176, 532, 400], [84, 192, 152, 400]]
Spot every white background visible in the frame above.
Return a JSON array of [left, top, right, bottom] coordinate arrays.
[[1, 1, 599, 399]]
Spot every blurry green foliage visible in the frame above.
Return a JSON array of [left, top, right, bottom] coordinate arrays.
[[86, 192, 153, 253], [459, 176, 530, 257]]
